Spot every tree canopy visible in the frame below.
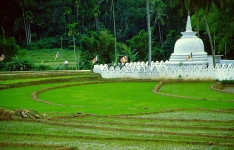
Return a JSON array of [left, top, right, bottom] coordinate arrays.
[[0, 0, 233, 64]]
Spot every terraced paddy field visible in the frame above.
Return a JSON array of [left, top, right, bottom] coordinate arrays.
[[0, 71, 233, 149]]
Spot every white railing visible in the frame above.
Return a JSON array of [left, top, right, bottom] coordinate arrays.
[[93, 61, 234, 80]]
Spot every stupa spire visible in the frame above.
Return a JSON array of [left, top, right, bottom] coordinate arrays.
[[186, 11, 192, 32]]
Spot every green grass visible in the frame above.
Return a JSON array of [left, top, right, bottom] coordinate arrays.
[[1, 80, 233, 115], [36, 82, 234, 115], [160, 82, 234, 100], [0, 82, 99, 116], [0, 71, 233, 149]]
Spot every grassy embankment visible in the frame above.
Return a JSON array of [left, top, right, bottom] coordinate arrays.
[[19, 49, 79, 69]]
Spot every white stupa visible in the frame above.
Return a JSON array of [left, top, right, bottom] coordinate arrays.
[[166, 13, 208, 66]]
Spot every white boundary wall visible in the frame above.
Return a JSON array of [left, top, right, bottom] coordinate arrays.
[[93, 61, 234, 80]]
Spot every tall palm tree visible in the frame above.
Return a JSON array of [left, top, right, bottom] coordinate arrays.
[[68, 23, 79, 70], [92, 5, 101, 30], [75, 0, 80, 24], [146, 0, 151, 66], [151, 0, 166, 46], [207, 1, 226, 62], [190, 0, 226, 67], [171, 0, 226, 67], [111, 0, 117, 63]]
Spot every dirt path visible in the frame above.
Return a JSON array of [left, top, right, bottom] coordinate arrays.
[[223, 87, 234, 94]]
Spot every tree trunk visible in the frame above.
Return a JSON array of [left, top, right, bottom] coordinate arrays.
[[162, 27, 164, 44], [76, 3, 79, 23], [158, 24, 163, 46], [146, 0, 151, 66], [112, 0, 117, 63], [26, 21, 31, 44], [61, 36, 62, 55], [73, 35, 77, 70], [28, 22, 31, 43], [77, 50, 80, 70], [204, 15, 215, 67], [95, 18, 99, 31], [22, 9, 31, 45], [64, 15, 66, 36], [68, 15, 71, 24], [196, 10, 200, 37]]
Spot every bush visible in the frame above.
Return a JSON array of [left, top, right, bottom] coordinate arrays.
[[34, 64, 52, 71], [80, 30, 124, 64], [162, 30, 180, 61], [221, 80, 234, 84], [126, 30, 148, 61], [0, 35, 19, 62], [26, 37, 61, 50], [4, 56, 35, 71], [55, 64, 64, 70], [0, 62, 5, 71]]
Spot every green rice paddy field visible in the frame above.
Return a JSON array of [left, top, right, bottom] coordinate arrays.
[[20, 49, 78, 69], [0, 71, 233, 149]]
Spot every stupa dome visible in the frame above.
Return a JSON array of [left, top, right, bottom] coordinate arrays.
[[174, 37, 204, 53], [166, 13, 208, 66]]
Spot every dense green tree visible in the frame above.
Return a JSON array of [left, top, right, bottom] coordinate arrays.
[[0, 0, 233, 63], [162, 30, 180, 61], [0, 0, 21, 38], [150, 0, 166, 46], [0, 28, 19, 62], [92, 5, 101, 30], [19, 0, 38, 45], [80, 30, 124, 64], [172, 0, 227, 66], [126, 30, 148, 61], [152, 46, 164, 61], [191, 1, 234, 59], [194, 0, 226, 67]]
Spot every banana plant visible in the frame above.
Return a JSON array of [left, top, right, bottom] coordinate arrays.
[[123, 46, 138, 62]]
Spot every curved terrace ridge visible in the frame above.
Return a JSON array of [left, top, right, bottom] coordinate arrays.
[[31, 81, 108, 106], [32, 80, 234, 108], [152, 81, 234, 102]]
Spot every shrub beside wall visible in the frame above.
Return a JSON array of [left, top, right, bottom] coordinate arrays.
[[0, 57, 54, 71], [4, 57, 34, 71]]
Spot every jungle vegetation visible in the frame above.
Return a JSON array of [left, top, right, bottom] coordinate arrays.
[[0, 0, 233, 69]]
